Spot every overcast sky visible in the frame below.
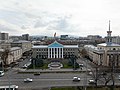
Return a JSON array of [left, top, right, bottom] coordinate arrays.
[[0, 0, 120, 37]]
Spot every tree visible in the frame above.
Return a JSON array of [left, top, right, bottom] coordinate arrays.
[[80, 48, 88, 58], [69, 54, 79, 70], [36, 58, 44, 67], [1, 49, 11, 67], [31, 58, 44, 67], [90, 66, 102, 87]]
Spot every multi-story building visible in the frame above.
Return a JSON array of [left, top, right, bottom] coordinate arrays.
[[0, 32, 9, 40], [0, 47, 22, 65], [11, 40, 32, 53], [32, 41, 78, 59], [84, 21, 120, 67], [112, 36, 120, 44], [87, 35, 102, 40], [60, 35, 68, 40], [0, 32, 9, 42], [22, 34, 29, 41]]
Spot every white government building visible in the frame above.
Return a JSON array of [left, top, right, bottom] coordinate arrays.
[[32, 41, 78, 59]]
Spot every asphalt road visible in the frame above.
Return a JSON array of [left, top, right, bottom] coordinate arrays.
[[1, 72, 120, 90], [0, 57, 120, 90]]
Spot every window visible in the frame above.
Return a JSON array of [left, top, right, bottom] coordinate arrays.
[[113, 48, 116, 50]]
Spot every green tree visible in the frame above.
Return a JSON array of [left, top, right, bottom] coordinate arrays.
[[36, 58, 44, 67]]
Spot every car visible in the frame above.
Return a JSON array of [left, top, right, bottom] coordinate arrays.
[[24, 78, 33, 82], [101, 72, 107, 76], [17, 59, 23, 62], [29, 58, 32, 62], [0, 71, 4, 77], [22, 64, 28, 68], [118, 75, 120, 80], [34, 72, 40, 76], [88, 72, 92, 75], [79, 63, 84, 67], [88, 79, 96, 84], [87, 69, 91, 71], [73, 77, 80, 82]]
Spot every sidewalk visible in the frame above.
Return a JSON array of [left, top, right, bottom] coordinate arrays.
[[18, 68, 87, 73]]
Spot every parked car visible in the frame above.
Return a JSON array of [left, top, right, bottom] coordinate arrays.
[[101, 72, 107, 76], [88, 72, 92, 75], [88, 79, 96, 84], [0, 71, 4, 77], [73, 77, 80, 82], [24, 78, 33, 82], [22, 64, 28, 69], [79, 63, 84, 67], [87, 69, 91, 71], [118, 75, 120, 80]]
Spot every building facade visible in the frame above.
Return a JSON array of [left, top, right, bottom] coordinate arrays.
[[84, 21, 120, 67], [11, 40, 32, 53], [32, 41, 78, 59], [0, 47, 22, 65], [22, 34, 29, 41], [0, 32, 9, 40]]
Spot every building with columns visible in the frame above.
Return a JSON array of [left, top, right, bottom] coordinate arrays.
[[84, 21, 120, 67], [32, 41, 78, 59]]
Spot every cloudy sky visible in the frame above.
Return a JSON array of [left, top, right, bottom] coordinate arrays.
[[0, 0, 120, 37]]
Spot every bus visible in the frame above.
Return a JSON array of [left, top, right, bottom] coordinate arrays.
[[0, 85, 18, 90]]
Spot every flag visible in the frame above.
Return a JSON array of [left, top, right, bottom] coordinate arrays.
[[54, 32, 56, 37]]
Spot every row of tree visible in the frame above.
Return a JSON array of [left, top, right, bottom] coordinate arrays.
[[67, 54, 79, 70]]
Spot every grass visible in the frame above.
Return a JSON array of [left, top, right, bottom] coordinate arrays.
[[27, 59, 79, 69], [62, 63, 73, 69]]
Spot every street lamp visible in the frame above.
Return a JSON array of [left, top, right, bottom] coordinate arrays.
[[84, 58, 88, 90], [33, 59, 35, 74]]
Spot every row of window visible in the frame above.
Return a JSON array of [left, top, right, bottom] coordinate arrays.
[[36, 52, 75, 54], [36, 48, 76, 51]]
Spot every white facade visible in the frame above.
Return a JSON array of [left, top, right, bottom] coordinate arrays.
[[32, 41, 78, 59]]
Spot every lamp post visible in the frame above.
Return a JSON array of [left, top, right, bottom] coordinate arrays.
[[33, 59, 35, 74], [84, 58, 87, 90], [8, 67, 12, 90]]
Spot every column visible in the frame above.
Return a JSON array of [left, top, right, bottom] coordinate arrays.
[[54, 48, 55, 58], [57, 48, 58, 58], [48, 48, 50, 58], [62, 48, 63, 58], [98, 55, 100, 65], [51, 48, 52, 58], [59, 48, 61, 58]]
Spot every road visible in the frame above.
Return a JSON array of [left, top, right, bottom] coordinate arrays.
[[0, 57, 120, 90], [0, 73, 86, 89], [1, 72, 120, 90]]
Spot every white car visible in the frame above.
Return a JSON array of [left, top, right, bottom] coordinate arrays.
[[79, 64, 84, 67], [24, 78, 33, 82], [0, 71, 4, 77], [87, 69, 91, 71], [73, 77, 80, 82], [88, 72, 92, 75], [88, 79, 96, 84], [118, 75, 120, 80], [22, 64, 28, 68]]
